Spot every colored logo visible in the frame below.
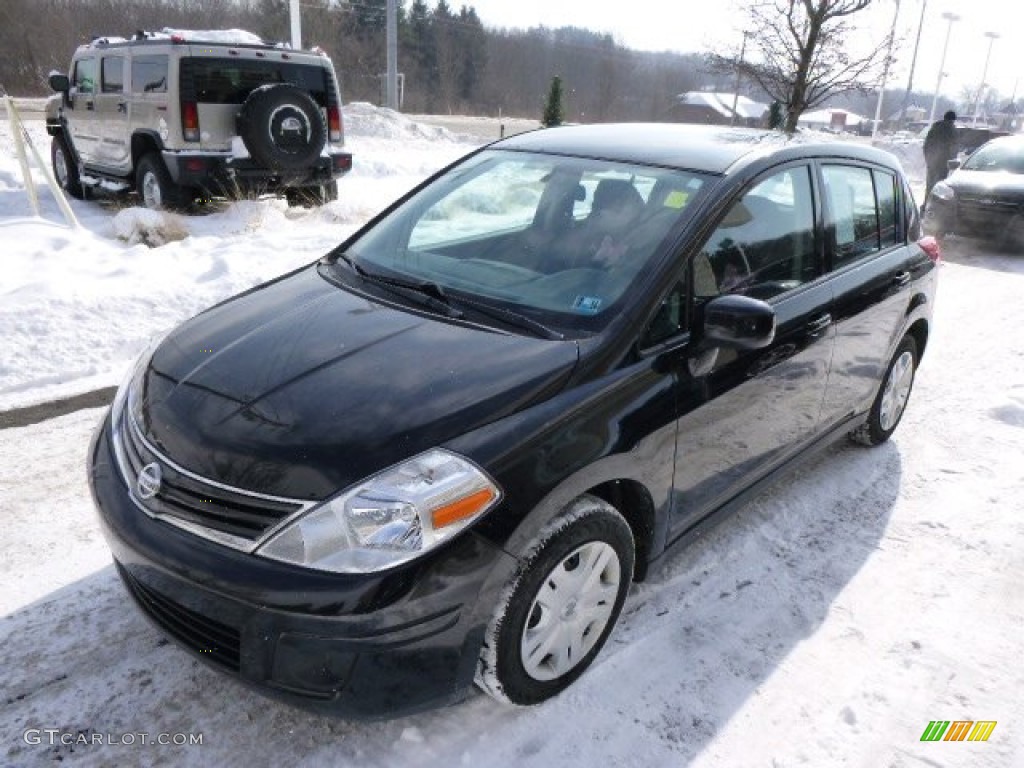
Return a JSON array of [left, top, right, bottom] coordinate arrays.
[[920, 720, 997, 742]]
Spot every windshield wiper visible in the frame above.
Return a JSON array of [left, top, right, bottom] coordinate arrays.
[[450, 296, 565, 340], [334, 254, 563, 339], [336, 254, 464, 319]]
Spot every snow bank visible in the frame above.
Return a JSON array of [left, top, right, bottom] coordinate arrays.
[[0, 104, 482, 410], [111, 208, 189, 247]]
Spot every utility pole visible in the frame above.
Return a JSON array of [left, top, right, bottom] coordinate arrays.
[[729, 32, 750, 127], [386, 0, 398, 110], [871, 0, 901, 139], [289, 0, 301, 49], [898, 0, 928, 126]]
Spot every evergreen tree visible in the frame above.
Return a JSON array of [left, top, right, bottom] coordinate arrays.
[[542, 75, 565, 127], [769, 101, 784, 130]]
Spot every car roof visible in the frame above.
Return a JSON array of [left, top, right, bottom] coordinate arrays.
[[494, 123, 902, 176]]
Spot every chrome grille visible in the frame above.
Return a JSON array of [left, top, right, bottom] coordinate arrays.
[[111, 404, 313, 551]]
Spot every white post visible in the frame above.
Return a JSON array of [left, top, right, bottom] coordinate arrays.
[[5, 96, 40, 216], [385, 0, 398, 110], [4, 95, 79, 228], [289, 0, 301, 49]]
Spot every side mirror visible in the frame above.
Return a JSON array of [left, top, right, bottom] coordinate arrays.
[[703, 294, 776, 350], [49, 72, 70, 92], [947, 159, 961, 171]]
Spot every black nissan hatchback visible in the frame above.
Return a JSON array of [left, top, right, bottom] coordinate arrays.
[[89, 124, 938, 716]]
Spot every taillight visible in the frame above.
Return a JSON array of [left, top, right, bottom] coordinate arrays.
[[918, 235, 942, 263], [182, 101, 199, 142], [327, 106, 342, 143]]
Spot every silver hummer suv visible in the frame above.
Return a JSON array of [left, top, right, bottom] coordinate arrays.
[[46, 29, 353, 209]]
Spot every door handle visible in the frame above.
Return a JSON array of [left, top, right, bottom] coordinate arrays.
[[85, 101, 94, 111], [117, 101, 127, 113], [892, 271, 911, 287], [806, 314, 832, 335]]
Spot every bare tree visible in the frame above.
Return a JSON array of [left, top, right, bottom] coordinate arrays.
[[710, 0, 893, 133]]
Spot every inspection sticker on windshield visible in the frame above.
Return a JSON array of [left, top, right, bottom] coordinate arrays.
[[573, 295, 603, 313]]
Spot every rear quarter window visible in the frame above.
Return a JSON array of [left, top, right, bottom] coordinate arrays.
[[132, 55, 168, 93]]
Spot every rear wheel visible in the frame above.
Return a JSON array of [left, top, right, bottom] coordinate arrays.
[[475, 495, 634, 705], [51, 135, 84, 199], [136, 153, 192, 210], [850, 335, 918, 446]]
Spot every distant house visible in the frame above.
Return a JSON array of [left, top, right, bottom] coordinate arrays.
[[671, 92, 768, 127], [797, 108, 866, 133]]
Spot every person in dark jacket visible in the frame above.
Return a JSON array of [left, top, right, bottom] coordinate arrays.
[[923, 111, 958, 207]]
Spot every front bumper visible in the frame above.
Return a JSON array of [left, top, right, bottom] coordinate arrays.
[[925, 194, 1024, 241], [162, 150, 353, 195], [87, 411, 515, 718]]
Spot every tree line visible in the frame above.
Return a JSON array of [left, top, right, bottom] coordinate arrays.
[[0, 0, 710, 120]]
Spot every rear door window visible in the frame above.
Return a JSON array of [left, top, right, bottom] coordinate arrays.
[[101, 57, 124, 93], [875, 170, 897, 248], [821, 165, 881, 268]]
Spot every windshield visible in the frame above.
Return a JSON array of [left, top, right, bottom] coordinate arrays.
[[962, 141, 1024, 174], [337, 149, 711, 334]]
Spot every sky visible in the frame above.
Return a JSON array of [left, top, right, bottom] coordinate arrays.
[[467, 0, 1024, 108]]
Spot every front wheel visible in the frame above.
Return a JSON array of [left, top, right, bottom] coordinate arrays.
[[475, 495, 634, 706], [51, 135, 84, 199], [850, 335, 918, 446]]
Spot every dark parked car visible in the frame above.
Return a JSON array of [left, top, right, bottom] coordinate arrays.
[[924, 134, 1024, 248], [88, 124, 938, 717]]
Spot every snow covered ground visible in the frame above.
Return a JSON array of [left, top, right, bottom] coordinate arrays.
[[1, 105, 1022, 766]]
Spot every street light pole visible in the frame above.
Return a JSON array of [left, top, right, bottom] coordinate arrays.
[[971, 31, 999, 125], [928, 12, 959, 123]]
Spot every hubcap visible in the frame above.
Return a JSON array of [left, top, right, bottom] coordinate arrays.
[[520, 541, 621, 682], [879, 350, 914, 431], [142, 171, 161, 208], [54, 147, 68, 187]]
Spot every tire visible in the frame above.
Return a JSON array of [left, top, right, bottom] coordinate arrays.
[[51, 135, 84, 200], [850, 335, 918, 446], [237, 85, 327, 171], [475, 495, 634, 706], [136, 153, 191, 210], [285, 181, 338, 207]]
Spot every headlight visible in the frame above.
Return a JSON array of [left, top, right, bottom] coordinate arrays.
[[257, 449, 501, 573], [930, 182, 955, 202]]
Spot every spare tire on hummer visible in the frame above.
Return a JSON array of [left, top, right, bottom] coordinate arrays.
[[237, 84, 327, 171]]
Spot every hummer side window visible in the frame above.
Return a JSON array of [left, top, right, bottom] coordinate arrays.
[[101, 57, 124, 94], [131, 55, 168, 93], [73, 58, 96, 94]]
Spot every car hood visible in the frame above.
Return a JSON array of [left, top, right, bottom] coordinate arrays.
[[948, 170, 1024, 199], [134, 266, 579, 499]]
